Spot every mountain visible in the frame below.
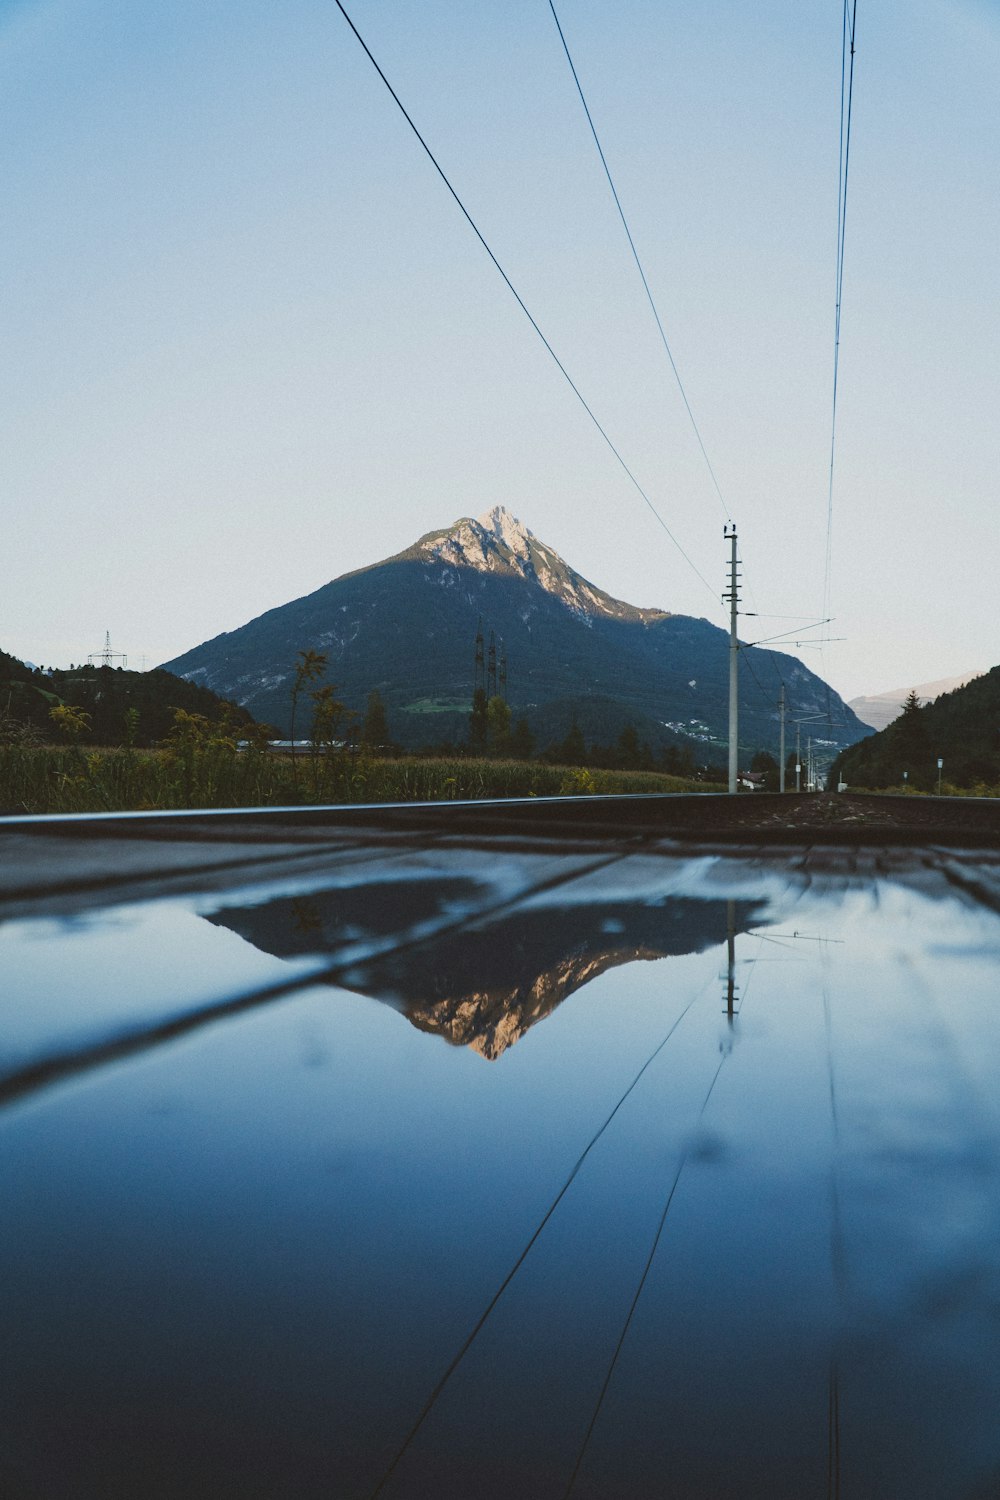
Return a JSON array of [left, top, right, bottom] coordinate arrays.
[[849, 671, 985, 732], [832, 663, 1000, 790], [162, 507, 871, 759]]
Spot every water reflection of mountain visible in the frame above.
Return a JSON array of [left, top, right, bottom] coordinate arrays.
[[209, 882, 763, 1059]]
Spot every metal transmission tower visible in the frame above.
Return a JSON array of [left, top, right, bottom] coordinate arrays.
[[474, 619, 485, 695], [88, 631, 127, 669], [487, 631, 497, 700], [723, 526, 740, 794], [499, 641, 508, 704]]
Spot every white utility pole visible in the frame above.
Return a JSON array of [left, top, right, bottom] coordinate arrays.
[[724, 525, 740, 794], [796, 724, 802, 792], [779, 684, 786, 793]]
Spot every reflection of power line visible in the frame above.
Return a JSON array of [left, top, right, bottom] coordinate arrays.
[[367, 972, 714, 1499], [827, 1360, 841, 1498], [751, 930, 844, 946], [822, 962, 844, 1499], [564, 1048, 728, 1498], [564, 921, 773, 1495]]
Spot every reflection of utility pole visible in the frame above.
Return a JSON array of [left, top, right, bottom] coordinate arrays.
[[725, 898, 737, 1026], [779, 684, 786, 793]]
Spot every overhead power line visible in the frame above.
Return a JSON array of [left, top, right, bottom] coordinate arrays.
[[823, 0, 859, 631], [547, 0, 731, 525], [332, 0, 718, 604], [544, 7, 800, 714]]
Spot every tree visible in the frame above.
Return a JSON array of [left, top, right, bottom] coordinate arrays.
[[486, 695, 512, 755], [122, 707, 140, 747], [510, 716, 535, 761], [49, 704, 91, 742], [660, 743, 695, 778], [362, 689, 389, 750], [289, 650, 327, 785], [309, 683, 350, 795], [469, 687, 488, 755], [558, 720, 587, 767], [892, 688, 928, 782], [309, 683, 347, 752], [617, 722, 641, 769]]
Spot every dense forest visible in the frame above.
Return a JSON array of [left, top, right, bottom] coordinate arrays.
[[830, 666, 1000, 790]]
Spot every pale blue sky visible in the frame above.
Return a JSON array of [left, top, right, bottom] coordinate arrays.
[[2, 0, 998, 698]]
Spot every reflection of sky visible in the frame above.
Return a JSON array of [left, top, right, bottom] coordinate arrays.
[[3, 849, 1000, 1496]]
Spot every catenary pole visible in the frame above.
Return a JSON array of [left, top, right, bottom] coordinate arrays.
[[779, 685, 786, 793], [724, 525, 739, 794]]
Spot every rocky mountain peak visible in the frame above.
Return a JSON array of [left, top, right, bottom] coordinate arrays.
[[477, 505, 533, 557], [409, 507, 666, 625]]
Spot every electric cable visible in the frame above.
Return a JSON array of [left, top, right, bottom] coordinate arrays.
[[367, 970, 715, 1498], [563, 907, 772, 1495], [332, 0, 718, 605], [547, 0, 731, 525], [563, 1049, 729, 1497], [822, 2, 859, 646]]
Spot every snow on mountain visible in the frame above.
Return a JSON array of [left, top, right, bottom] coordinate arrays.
[[409, 507, 666, 625]]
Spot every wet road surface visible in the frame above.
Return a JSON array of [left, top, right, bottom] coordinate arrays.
[[3, 814, 1000, 1498]]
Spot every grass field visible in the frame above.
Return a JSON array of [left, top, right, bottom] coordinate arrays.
[[0, 744, 710, 816]]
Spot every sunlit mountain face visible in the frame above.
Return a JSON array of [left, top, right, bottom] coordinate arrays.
[[207, 883, 764, 1058]]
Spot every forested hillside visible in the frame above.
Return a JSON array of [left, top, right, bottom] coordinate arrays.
[[830, 666, 1000, 789], [1, 650, 254, 746]]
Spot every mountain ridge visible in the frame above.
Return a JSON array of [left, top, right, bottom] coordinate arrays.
[[833, 664, 1000, 789], [849, 671, 985, 733]]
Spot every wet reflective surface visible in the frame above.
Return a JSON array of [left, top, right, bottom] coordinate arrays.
[[3, 830, 1000, 1498]]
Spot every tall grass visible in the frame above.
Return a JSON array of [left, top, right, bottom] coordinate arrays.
[[0, 744, 708, 817]]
